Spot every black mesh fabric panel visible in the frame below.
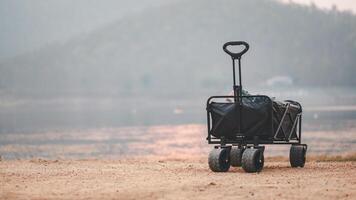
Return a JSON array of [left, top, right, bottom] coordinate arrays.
[[209, 96, 301, 141]]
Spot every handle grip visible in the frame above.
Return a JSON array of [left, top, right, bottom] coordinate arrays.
[[223, 41, 249, 59]]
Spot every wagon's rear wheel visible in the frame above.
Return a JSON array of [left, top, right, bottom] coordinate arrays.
[[230, 146, 243, 167], [290, 144, 307, 167], [242, 148, 264, 173], [208, 148, 231, 172]]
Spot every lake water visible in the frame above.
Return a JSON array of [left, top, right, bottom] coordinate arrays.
[[0, 87, 355, 159]]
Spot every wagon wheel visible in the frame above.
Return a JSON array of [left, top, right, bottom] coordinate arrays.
[[290, 144, 307, 167], [230, 146, 244, 167], [208, 148, 231, 172], [242, 148, 264, 173]]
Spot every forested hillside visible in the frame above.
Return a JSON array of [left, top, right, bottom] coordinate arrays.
[[1, 0, 356, 98]]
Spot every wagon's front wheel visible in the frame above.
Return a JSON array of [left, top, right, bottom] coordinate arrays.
[[290, 144, 307, 167], [242, 148, 264, 173], [208, 148, 231, 172]]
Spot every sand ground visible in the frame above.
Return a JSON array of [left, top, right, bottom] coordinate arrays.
[[1, 157, 355, 200]]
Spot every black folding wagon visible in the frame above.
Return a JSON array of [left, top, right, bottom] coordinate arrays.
[[206, 41, 307, 173]]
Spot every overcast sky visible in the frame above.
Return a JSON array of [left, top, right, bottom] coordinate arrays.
[[0, 0, 355, 61], [277, 0, 356, 13]]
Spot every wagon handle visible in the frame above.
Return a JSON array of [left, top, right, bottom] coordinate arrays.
[[223, 41, 249, 59], [223, 41, 249, 103]]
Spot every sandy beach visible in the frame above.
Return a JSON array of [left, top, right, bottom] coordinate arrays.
[[1, 156, 356, 200]]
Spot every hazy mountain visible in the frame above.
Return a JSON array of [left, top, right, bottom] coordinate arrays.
[[1, 0, 356, 98], [0, 0, 170, 60]]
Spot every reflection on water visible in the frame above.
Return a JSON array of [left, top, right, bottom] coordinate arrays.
[[1, 87, 356, 133], [0, 124, 355, 159]]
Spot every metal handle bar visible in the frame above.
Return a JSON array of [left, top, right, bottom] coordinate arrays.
[[223, 41, 249, 59]]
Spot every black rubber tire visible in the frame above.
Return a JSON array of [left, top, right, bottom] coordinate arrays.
[[230, 146, 243, 167], [290, 145, 306, 168], [208, 148, 231, 172], [241, 148, 264, 173]]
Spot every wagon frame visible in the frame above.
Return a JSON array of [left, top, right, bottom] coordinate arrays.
[[206, 41, 307, 173]]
